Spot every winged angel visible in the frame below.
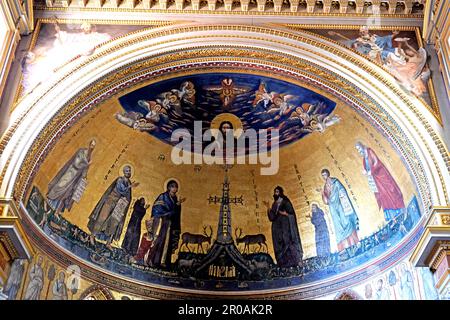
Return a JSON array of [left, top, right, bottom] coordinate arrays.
[[253, 82, 296, 117], [284, 102, 340, 133], [204, 78, 250, 110], [115, 81, 195, 133]]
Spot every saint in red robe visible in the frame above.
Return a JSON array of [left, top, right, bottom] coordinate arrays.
[[363, 148, 405, 212]]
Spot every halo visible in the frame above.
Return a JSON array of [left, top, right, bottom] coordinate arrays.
[[163, 178, 181, 192], [118, 163, 135, 177], [210, 113, 243, 139]]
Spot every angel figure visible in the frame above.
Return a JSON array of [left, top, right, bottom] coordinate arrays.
[[157, 92, 183, 115], [267, 94, 296, 117], [204, 78, 249, 110], [171, 81, 196, 107], [114, 111, 156, 133], [283, 102, 340, 133], [253, 82, 275, 109], [137, 100, 169, 124], [384, 38, 429, 97]]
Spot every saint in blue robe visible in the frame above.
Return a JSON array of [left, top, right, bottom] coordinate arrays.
[[323, 177, 359, 247], [146, 191, 181, 268]]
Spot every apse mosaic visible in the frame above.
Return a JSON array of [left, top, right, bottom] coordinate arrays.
[[24, 73, 424, 292], [301, 27, 436, 111], [16, 21, 147, 102]]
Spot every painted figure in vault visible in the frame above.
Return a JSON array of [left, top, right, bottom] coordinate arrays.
[[24, 256, 44, 300], [264, 186, 303, 267], [46, 139, 96, 217], [147, 180, 186, 269], [355, 142, 405, 222], [328, 27, 429, 98], [284, 102, 340, 134], [205, 78, 249, 110], [317, 169, 359, 251], [121, 197, 150, 257], [310, 203, 331, 257], [87, 165, 139, 249], [384, 38, 429, 97], [329, 27, 400, 64], [3, 259, 26, 300], [50, 21, 111, 66]]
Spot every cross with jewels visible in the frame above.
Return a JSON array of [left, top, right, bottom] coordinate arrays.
[[207, 164, 244, 243]]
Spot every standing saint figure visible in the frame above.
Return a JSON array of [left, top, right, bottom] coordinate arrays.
[[52, 272, 68, 300], [375, 278, 391, 300], [310, 203, 331, 257], [87, 165, 139, 249], [398, 263, 415, 300], [122, 197, 150, 257], [355, 142, 405, 222], [147, 180, 185, 269], [3, 259, 26, 300], [317, 169, 359, 252], [24, 256, 44, 300], [46, 139, 96, 216], [264, 186, 303, 268]]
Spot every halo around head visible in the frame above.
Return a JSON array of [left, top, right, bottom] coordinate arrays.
[[210, 113, 243, 138], [119, 163, 135, 177], [163, 178, 181, 192]]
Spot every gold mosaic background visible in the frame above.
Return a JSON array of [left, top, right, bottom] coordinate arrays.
[[29, 88, 418, 261]]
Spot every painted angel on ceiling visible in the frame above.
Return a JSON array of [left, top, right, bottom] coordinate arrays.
[[156, 81, 196, 115], [252, 82, 296, 118], [204, 78, 250, 110], [282, 102, 340, 133]]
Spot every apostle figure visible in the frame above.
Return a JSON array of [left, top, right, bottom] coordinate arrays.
[[122, 197, 150, 257], [3, 259, 26, 300], [264, 186, 303, 268], [355, 142, 405, 222], [147, 180, 185, 269], [24, 256, 44, 300], [52, 272, 68, 300], [375, 278, 390, 300], [398, 263, 415, 300], [87, 165, 139, 249], [317, 169, 359, 252], [46, 139, 96, 216], [310, 203, 331, 257]]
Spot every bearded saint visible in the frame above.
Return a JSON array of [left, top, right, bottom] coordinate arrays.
[[265, 186, 303, 268], [355, 142, 405, 222]]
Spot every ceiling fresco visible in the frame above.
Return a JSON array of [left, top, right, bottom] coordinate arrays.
[[23, 72, 423, 294], [297, 26, 439, 117], [15, 21, 150, 104]]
